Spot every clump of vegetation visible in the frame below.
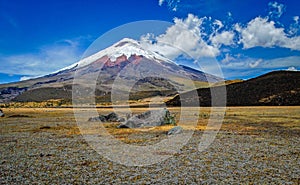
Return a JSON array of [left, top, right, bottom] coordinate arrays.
[[164, 110, 176, 125]]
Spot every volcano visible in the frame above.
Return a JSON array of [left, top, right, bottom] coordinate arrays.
[[0, 38, 221, 104]]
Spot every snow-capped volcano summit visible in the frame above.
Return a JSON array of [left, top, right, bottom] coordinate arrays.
[[106, 38, 172, 62], [56, 38, 173, 73]]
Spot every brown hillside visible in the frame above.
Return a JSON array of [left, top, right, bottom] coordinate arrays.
[[166, 71, 300, 106]]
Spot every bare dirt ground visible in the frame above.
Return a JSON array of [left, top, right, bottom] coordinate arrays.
[[0, 107, 299, 184]]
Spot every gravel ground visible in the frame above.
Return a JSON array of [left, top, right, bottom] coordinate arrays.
[[0, 108, 299, 184]]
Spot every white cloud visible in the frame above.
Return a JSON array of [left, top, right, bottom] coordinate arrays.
[[286, 66, 298, 71], [294, 16, 299, 23], [236, 17, 300, 51], [158, 0, 180, 11], [223, 56, 300, 70], [213, 20, 223, 31], [210, 31, 235, 47], [140, 14, 235, 60], [262, 56, 300, 69], [219, 56, 300, 78], [249, 59, 263, 68], [20, 76, 37, 81], [289, 16, 300, 36], [236, 17, 285, 48], [153, 3, 300, 78], [268, 1, 286, 19], [221, 53, 235, 64], [0, 37, 89, 76], [158, 0, 164, 6]]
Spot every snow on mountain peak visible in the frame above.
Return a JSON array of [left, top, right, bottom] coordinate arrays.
[[113, 38, 140, 47], [52, 38, 174, 75], [107, 38, 172, 62]]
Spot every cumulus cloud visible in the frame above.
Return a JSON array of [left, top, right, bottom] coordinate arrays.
[[236, 17, 300, 51], [140, 14, 235, 60], [210, 31, 235, 47], [157, 3, 300, 53], [0, 37, 89, 76], [236, 17, 285, 48], [154, 2, 300, 78]]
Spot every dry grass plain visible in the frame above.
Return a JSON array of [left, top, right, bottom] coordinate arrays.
[[0, 106, 299, 184]]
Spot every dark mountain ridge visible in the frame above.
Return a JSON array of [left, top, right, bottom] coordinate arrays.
[[166, 70, 300, 106]]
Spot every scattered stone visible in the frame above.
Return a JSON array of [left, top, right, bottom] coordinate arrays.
[[0, 109, 4, 117], [40, 126, 51, 129], [39, 153, 52, 157], [167, 126, 183, 135], [88, 112, 123, 122], [118, 108, 175, 128]]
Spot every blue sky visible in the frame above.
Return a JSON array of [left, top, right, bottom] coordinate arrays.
[[0, 0, 299, 83]]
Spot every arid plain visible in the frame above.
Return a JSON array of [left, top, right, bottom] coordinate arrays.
[[1, 106, 299, 184]]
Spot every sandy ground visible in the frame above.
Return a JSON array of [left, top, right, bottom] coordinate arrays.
[[0, 107, 299, 184]]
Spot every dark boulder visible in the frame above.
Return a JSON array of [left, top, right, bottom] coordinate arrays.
[[118, 108, 175, 128], [167, 126, 183, 135], [88, 112, 124, 122]]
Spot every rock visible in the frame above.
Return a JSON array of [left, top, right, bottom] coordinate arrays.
[[106, 112, 122, 122], [0, 109, 4, 117], [40, 126, 51, 129], [117, 117, 125, 122], [88, 112, 123, 122], [118, 108, 175, 128], [88, 115, 106, 122], [167, 126, 183, 135]]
